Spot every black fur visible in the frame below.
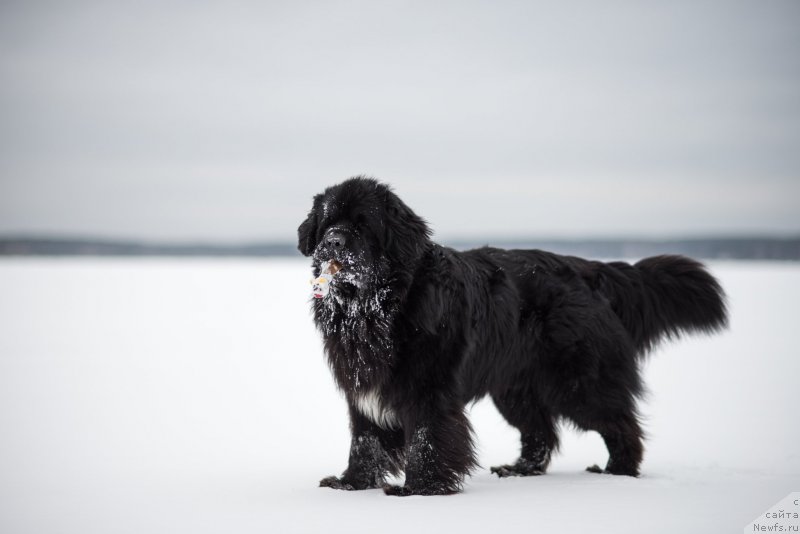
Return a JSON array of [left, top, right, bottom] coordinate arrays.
[[298, 176, 728, 496]]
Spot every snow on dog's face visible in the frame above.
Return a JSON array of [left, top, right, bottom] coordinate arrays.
[[297, 177, 431, 299]]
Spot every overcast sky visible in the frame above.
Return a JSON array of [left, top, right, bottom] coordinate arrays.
[[1, 1, 798, 242]]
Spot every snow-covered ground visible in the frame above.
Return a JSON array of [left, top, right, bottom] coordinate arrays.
[[0, 258, 797, 533]]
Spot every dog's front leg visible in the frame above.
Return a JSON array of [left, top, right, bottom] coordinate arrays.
[[320, 405, 404, 491], [383, 405, 477, 496]]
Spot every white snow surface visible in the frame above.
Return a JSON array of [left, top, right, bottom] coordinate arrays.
[[0, 258, 798, 533]]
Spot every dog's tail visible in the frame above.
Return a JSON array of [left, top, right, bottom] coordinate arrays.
[[601, 255, 728, 355]]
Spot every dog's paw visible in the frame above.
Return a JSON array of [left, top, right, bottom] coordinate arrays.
[[319, 476, 356, 491], [382, 484, 414, 497], [490, 459, 545, 478], [585, 464, 639, 477], [382, 484, 459, 497]]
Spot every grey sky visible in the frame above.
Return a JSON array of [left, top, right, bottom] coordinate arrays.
[[1, 1, 799, 242]]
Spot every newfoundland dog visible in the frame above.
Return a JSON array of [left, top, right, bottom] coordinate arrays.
[[298, 176, 727, 496]]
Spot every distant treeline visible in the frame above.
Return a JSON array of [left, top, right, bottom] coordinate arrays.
[[1, 236, 799, 260], [0, 238, 293, 257]]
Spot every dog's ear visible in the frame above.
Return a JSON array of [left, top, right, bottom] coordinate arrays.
[[297, 195, 322, 257], [382, 190, 431, 261]]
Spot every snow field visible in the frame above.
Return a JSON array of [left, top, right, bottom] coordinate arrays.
[[0, 258, 798, 533]]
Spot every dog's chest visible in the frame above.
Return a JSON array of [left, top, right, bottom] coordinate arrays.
[[353, 389, 399, 429], [317, 292, 394, 351], [317, 291, 398, 393]]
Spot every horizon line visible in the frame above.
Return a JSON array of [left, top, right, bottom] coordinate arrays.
[[2, 232, 800, 246]]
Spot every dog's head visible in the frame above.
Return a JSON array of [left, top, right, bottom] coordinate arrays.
[[298, 177, 431, 295]]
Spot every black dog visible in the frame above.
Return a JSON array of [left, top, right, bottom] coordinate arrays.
[[298, 176, 727, 496]]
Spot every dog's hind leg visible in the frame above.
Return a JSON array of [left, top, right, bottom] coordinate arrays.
[[583, 412, 644, 477], [490, 390, 559, 477]]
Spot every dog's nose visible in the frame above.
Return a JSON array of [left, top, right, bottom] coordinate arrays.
[[325, 231, 346, 250]]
